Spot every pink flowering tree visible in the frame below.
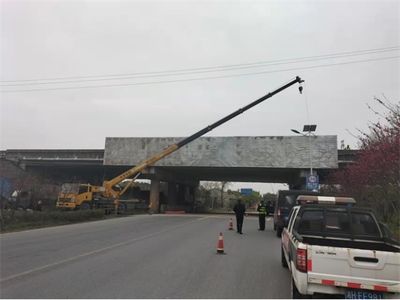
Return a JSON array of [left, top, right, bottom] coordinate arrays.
[[329, 97, 399, 229]]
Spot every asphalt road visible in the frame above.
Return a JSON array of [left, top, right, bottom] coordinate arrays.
[[0, 214, 291, 298]]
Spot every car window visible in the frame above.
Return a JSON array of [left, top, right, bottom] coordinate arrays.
[[278, 195, 296, 208], [295, 208, 381, 238], [78, 185, 88, 194], [325, 210, 350, 235], [295, 210, 324, 234], [61, 183, 79, 194], [351, 213, 380, 237], [277, 191, 322, 209]]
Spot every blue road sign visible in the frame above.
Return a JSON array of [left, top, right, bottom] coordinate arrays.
[[306, 174, 319, 191], [240, 188, 253, 196]]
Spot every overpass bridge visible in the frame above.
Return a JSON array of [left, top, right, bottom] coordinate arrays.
[[1, 135, 359, 210]]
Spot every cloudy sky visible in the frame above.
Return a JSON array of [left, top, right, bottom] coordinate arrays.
[[1, 0, 399, 192]]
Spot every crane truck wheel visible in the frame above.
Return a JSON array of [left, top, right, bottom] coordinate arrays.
[[80, 202, 91, 210]]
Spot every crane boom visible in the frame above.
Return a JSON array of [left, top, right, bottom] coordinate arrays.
[[104, 76, 304, 192]]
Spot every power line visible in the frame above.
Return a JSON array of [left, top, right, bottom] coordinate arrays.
[[1, 55, 398, 93], [2, 47, 398, 87], [1, 46, 398, 85]]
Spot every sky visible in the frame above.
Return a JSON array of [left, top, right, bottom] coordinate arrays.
[[1, 0, 399, 193]]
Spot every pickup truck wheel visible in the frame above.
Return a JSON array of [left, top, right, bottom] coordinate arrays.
[[291, 279, 307, 299], [281, 247, 288, 268]]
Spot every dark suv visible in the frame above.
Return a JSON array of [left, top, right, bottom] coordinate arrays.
[[273, 190, 321, 237]]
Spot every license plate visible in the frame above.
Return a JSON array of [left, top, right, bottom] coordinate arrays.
[[345, 289, 383, 299]]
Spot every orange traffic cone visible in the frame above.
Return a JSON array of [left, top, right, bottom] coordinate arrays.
[[228, 218, 233, 230], [217, 232, 225, 254]]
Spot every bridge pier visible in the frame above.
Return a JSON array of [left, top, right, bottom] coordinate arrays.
[[164, 181, 198, 212], [147, 166, 199, 213], [167, 182, 178, 207], [149, 178, 160, 214]]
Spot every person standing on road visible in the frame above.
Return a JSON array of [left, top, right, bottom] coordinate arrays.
[[257, 200, 267, 231], [233, 199, 246, 234]]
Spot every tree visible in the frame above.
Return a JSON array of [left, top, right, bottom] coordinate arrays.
[[329, 97, 399, 233], [242, 191, 262, 208], [199, 181, 231, 208], [200, 181, 219, 209], [219, 181, 231, 208]]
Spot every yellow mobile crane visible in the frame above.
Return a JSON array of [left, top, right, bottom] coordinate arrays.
[[56, 76, 304, 212]]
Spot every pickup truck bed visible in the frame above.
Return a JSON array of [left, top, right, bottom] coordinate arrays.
[[298, 234, 400, 252], [282, 204, 400, 298]]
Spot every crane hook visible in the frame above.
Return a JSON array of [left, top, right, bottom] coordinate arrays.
[[298, 85, 303, 94]]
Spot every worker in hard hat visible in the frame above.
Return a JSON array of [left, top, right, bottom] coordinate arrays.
[[257, 200, 267, 231]]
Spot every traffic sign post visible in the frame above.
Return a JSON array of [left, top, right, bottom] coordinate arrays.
[[306, 174, 319, 191]]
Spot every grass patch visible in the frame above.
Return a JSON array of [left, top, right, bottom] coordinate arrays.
[[0, 209, 107, 233]]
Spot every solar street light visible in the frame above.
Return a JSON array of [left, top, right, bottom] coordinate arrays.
[[303, 125, 317, 132]]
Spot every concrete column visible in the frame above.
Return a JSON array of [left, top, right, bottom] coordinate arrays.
[[177, 184, 185, 204], [184, 186, 190, 203], [167, 182, 178, 206], [187, 185, 195, 213], [149, 179, 160, 213]]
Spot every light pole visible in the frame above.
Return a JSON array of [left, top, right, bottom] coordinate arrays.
[[291, 125, 317, 190]]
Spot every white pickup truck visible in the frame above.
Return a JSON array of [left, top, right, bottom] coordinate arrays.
[[281, 195, 400, 299]]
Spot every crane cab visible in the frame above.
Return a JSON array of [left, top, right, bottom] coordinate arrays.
[[56, 183, 94, 209]]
